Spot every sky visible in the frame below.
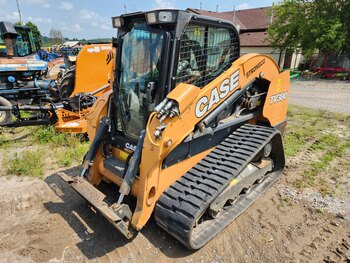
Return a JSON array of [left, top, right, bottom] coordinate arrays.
[[0, 0, 273, 39]]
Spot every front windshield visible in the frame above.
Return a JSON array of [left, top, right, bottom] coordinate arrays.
[[119, 22, 164, 138]]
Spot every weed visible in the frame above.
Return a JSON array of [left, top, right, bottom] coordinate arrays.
[[55, 142, 89, 167], [4, 150, 44, 178], [1, 124, 90, 179], [19, 111, 31, 118], [284, 133, 304, 156], [315, 207, 324, 214], [33, 126, 68, 145], [277, 197, 293, 209], [292, 179, 303, 189], [310, 134, 339, 151], [319, 186, 333, 197]]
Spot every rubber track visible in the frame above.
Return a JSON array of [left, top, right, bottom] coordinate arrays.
[[154, 124, 283, 249]]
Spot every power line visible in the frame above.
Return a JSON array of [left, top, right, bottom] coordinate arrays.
[[16, 0, 23, 25]]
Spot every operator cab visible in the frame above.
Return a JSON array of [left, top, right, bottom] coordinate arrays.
[[0, 21, 38, 57], [110, 10, 239, 152]]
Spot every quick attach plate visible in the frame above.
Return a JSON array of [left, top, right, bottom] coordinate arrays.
[[58, 172, 134, 239]]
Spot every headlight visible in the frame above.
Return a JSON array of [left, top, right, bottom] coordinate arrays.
[[146, 12, 157, 24], [158, 11, 173, 22], [111, 16, 123, 28], [146, 10, 177, 25]]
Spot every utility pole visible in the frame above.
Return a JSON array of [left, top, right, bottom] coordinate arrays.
[[216, 4, 218, 13], [200, 1, 202, 10], [270, 1, 274, 24], [233, 5, 236, 21], [16, 0, 23, 25], [124, 3, 127, 14]]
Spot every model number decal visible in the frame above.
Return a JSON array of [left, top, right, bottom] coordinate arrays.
[[195, 70, 239, 118], [270, 91, 288, 104]]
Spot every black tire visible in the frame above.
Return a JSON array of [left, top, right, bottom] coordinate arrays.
[[0, 97, 13, 125], [59, 65, 76, 98]]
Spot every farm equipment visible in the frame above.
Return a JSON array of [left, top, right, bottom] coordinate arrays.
[[0, 44, 115, 133], [0, 21, 58, 125], [313, 66, 350, 80], [57, 9, 290, 249], [0, 21, 55, 101]]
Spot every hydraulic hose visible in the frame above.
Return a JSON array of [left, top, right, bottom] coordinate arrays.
[[80, 117, 110, 177], [117, 130, 146, 204]]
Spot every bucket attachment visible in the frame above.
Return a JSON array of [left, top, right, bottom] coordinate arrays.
[[57, 172, 135, 239]]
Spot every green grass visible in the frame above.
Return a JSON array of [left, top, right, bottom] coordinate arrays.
[[4, 150, 44, 178], [284, 130, 307, 156], [286, 105, 350, 195], [55, 142, 89, 167], [1, 126, 89, 178], [33, 126, 89, 168], [33, 126, 72, 145], [310, 134, 339, 151], [284, 105, 350, 157]]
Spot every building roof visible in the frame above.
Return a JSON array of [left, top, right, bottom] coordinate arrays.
[[187, 7, 272, 47], [62, 41, 80, 47], [188, 7, 272, 30], [240, 31, 269, 47]]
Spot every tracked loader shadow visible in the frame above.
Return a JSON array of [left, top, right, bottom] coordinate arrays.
[[43, 167, 193, 260]]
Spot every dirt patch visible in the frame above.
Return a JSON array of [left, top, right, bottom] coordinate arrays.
[[0, 171, 349, 263]]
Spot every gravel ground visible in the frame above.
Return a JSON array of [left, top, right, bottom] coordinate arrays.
[[279, 184, 350, 220], [289, 80, 350, 114]]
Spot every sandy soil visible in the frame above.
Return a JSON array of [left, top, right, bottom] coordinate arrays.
[[0, 80, 349, 263], [0, 164, 348, 263]]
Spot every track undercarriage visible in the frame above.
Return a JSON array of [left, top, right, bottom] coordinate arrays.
[[155, 124, 285, 249]]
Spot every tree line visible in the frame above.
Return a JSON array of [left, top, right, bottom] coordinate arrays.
[[15, 21, 87, 47], [268, 0, 350, 59]]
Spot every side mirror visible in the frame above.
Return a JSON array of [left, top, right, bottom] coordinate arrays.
[[112, 37, 121, 48]]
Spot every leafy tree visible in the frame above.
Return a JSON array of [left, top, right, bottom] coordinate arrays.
[[15, 21, 42, 44], [25, 21, 41, 42], [342, 0, 350, 56], [268, 0, 349, 59]]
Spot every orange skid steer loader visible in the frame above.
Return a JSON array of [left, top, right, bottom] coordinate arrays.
[[58, 9, 290, 249]]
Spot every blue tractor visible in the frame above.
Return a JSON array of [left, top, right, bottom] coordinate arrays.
[[0, 21, 58, 124]]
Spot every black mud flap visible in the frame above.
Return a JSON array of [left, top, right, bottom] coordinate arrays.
[[57, 172, 135, 239]]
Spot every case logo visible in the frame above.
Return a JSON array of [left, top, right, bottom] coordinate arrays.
[[195, 70, 240, 118], [125, 143, 136, 151]]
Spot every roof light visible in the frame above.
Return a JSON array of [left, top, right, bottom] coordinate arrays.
[[158, 11, 173, 22], [111, 16, 123, 28], [146, 12, 157, 24], [146, 10, 177, 25]]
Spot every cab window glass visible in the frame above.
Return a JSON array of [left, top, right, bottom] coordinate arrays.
[[175, 23, 239, 88]]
